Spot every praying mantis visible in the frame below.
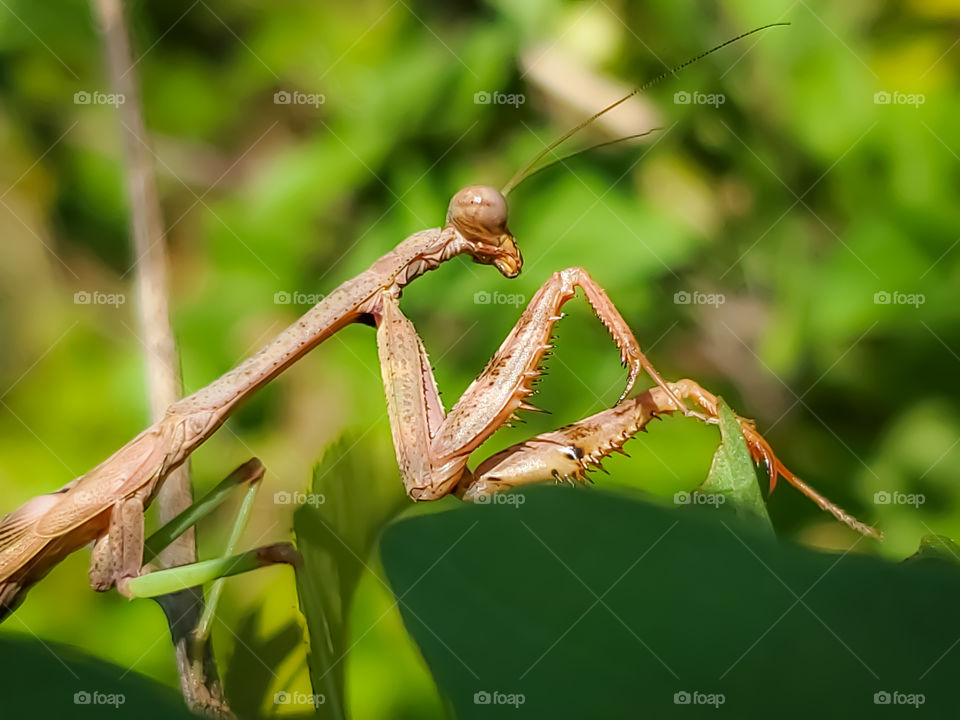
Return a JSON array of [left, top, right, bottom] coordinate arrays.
[[0, 23, 879, 629]]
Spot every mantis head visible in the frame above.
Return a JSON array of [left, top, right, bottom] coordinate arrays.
[[446, 185, 522, 278]]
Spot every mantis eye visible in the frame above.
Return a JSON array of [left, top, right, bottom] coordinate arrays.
[[446, 185, 509, 245]]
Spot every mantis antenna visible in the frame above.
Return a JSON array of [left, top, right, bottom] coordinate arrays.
[[504, 128, 663, 188], [501, 22, 790, 197]]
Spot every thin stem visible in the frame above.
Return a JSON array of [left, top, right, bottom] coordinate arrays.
[[194, 473, 262, 644], [90, 0, 228, 714], [144, 459, 264, 563], [127, 544, 299, 599]]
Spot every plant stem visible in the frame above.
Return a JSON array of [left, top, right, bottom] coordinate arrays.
[[90, 0, 230, 715]]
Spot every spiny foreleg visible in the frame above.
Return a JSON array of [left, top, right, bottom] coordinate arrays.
[[457, 380, 880, 539]]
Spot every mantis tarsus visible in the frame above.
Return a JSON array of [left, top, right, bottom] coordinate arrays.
[[0, 22, 879, 628]]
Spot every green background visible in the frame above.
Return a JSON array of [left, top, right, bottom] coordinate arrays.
[[0, 0, 958, 717]]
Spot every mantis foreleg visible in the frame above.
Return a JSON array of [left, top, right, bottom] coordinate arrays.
[[458, 380, 880, 538], [377, 266, 698, 501], [377, 273, 878, 538]]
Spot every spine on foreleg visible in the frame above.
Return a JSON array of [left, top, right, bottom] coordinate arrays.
[[461, 392, 665, 500]]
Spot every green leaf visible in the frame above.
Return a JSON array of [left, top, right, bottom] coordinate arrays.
[[293, 432, 408, 720], [0, 634, 193, 718], [904, 534, 960, 565], [697, 397, 773, 532], [381, 487, 959, 719]]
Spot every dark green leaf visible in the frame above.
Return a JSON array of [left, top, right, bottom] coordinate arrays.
[[0, 634, 194, 718], [382, 487, 958, 719]]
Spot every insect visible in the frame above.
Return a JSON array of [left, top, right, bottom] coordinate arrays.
[[0, 23, 877, 625]]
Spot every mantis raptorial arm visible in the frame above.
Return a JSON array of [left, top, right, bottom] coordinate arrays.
[[377, 272, 879, 538], [376, 266, 701, 501], [457, 381, 880, 539]]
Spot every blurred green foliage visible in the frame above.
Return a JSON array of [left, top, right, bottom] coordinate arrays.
[[0, 0, 958, 717]]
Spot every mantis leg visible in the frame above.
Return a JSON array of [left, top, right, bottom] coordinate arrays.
[[116, 496, 146, 595], [456, 384, 686, 500], [89, 532, 114, 591], [377, 267, 698, 501], [89, 494, 147, 598], [456, 380, 879, 538]]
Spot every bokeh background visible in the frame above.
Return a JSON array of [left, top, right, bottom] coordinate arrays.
[[0, 0, 958, 717]]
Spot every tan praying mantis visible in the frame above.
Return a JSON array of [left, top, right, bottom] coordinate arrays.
[[0, 23, 879, 629]]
